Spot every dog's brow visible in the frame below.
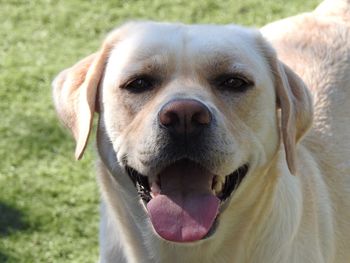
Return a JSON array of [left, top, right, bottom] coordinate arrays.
[[119, 54, 170, 80], [199, 54, 255, 81], [198, 53, 237, 72]]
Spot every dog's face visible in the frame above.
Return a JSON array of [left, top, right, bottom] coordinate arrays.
[[53, 22, 312, 243]]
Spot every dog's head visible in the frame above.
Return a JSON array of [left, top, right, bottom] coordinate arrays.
[[53, 22, 312, 243]]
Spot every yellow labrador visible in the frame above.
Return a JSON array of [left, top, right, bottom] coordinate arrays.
[[53, 0, 350, 262]]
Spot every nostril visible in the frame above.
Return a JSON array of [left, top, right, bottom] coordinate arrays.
[[192, 109, 211, 126], [160, 110, 179, 127]]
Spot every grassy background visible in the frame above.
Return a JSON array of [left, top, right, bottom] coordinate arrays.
[[0, 0, 320, 262]]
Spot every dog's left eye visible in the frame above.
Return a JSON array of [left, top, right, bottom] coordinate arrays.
[[217, 75, 252, 92], [124, 77, 154, 93]]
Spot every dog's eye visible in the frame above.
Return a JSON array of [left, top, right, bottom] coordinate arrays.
[[218, 76, 252, 92], [124, 77, 154, 93]]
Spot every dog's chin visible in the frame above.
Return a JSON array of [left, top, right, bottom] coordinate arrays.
[[125, 159, 249, 243]]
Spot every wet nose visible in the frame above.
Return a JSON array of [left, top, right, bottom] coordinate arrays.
[[158, 99, 211, 136]]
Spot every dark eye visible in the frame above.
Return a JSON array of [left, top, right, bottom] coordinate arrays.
[[219, 76, 251, 92], [124, 77, 154, 93]]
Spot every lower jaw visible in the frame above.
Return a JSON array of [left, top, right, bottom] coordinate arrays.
[[126, 162, 249, 242], [127, 162, 249, 202]]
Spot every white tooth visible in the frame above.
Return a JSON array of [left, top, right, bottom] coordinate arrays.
[[214, 176, 225, 195], [151, 181, 161, 197]]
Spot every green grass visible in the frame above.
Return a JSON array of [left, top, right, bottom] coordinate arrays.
[[0, 0, 320, 262]]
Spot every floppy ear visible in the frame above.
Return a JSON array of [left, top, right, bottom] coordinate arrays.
[[274, 61, 313, 175], [52, 42, 112, 160], [259, 39, 313, 175]]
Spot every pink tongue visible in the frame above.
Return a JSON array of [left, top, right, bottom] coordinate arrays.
[[146, 161, 219, 242]]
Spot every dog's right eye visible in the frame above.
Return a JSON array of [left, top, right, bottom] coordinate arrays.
[[123, 77, 154, 93]]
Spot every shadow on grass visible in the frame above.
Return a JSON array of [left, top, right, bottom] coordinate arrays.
[[0, 252, 9, 263], [0, 202, 29, 262], [0, 202, 29, 237]]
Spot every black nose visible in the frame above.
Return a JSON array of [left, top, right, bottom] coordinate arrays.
[[158, 99, 211, 136]]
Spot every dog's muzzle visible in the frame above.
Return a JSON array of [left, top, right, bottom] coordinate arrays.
[[124, 99, 249, 243]]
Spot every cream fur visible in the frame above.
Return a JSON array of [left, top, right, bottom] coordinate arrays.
[[53, 1, 350, 262]]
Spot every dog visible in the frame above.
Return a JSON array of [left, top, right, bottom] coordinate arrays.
[[53, 0, 350, 262]]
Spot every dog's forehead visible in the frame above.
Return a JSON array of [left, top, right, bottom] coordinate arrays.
[[119, 22, 256, 48], [107, 22, 264, 72]]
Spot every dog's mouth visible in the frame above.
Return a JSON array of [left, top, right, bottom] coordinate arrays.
[[126, 159, 248, 243]]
